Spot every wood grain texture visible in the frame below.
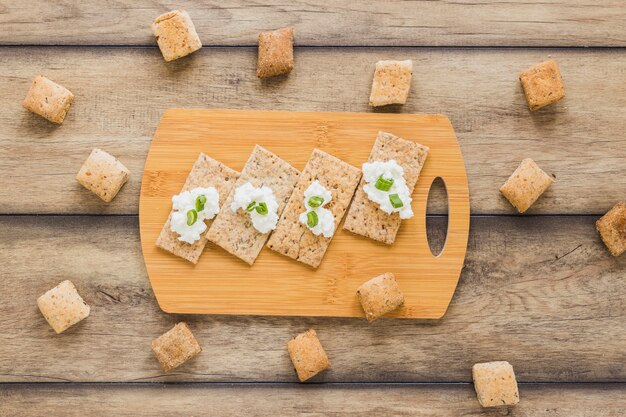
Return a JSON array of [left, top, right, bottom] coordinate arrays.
[[141, 110, 469, 318], [0, 215, 623, 383], [0, 47, 624, 215], [0, 1, 625, 47], [1, 383, 625, 417]]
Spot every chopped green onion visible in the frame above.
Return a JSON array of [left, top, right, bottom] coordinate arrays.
[[246, 201, 257, 212], [255, 202, 269, 215], [307, 211, 319, 228], [186, 209, 198, 226], [389, 194, 403, 209], [375, 176, 394, 191], [195, 195, 207, 212], [308, 195, 324, 208]]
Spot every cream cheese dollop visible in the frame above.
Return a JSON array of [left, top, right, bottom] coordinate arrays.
[[362, 160, 414, 219], [170, 187, 220, 244], [298, 180, 335, 238], [230, 182, 279, 234]]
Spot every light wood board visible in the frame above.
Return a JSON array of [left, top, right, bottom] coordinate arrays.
[[139, 109, 469, 318]]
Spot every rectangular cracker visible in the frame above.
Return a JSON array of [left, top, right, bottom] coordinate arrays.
[[156, 153, 239, 264], [343, 131, 429, 244], [267, 149, 361, 268], [206, 145, 300, 265]]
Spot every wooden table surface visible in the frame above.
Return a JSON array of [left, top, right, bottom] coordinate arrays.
[[0, 1, 624, 415]]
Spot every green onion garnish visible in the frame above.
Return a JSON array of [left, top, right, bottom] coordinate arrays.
[[307, 211, 319, 228], [186, 209, 198, 226], [195, 195, 207, 212], [246, 201, 257, 212], [308, 195, 324, 208], [375, 176, 394, 192], [389, 194, 403, 209], [255, 202, 269, 215]]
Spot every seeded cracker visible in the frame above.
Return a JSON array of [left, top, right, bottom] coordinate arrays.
[[156, 153, 239, 264], [206, 145, 299, 265], [267, 149, 361, 268], [343, 131, 429, 244]]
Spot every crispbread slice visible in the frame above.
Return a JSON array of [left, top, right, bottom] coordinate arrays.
[[156, 153, 239, 264], [206, 145, 300, 265], [343, 131, 429, 244], [267, 149, 361, 268], [37, 280, 90, 334]]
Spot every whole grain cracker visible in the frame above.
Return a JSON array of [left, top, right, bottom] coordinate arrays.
[[369, 60, 413, 107], [37, 280, 90, 334], [499, 158, 554, 213], [257, 27, 294, 78], [472, 361, 520, 408], [267, 149, 361, 268], [151, 322, 202, 372], [152, 10, 202, 62], [356, 272, 404, 322], [156, 153, 239, 264], [22, 76, 74, 124], [595, 201, 626, 256], [343, 131, 429, 244], [206, 145, 299, 265], [287, 329, 330, 382], [75, 148, 130, 202], [519, 59, 565, 111]]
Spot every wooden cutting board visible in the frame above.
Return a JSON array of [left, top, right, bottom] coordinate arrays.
[[139, 109, 470, 319]]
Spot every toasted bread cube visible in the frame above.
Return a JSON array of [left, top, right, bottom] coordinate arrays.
[[37, 280, 90, 334], [287, 329, 330, 382], [356, 272, 404, 322], [152, 10, 202, 62], [257, 27, 294, 78], [596, 202, 626, 256], [151, 322, 202, 372], [500, 158, 554, 213], [472, 361, 520, 408], [519, 60, 565, 111], [76, 149, 130, 202], [369, 60, 413, 107], [22, 76, 74, 124]]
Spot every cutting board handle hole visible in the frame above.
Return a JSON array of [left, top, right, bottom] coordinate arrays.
[[425, 176, 449, 257]]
